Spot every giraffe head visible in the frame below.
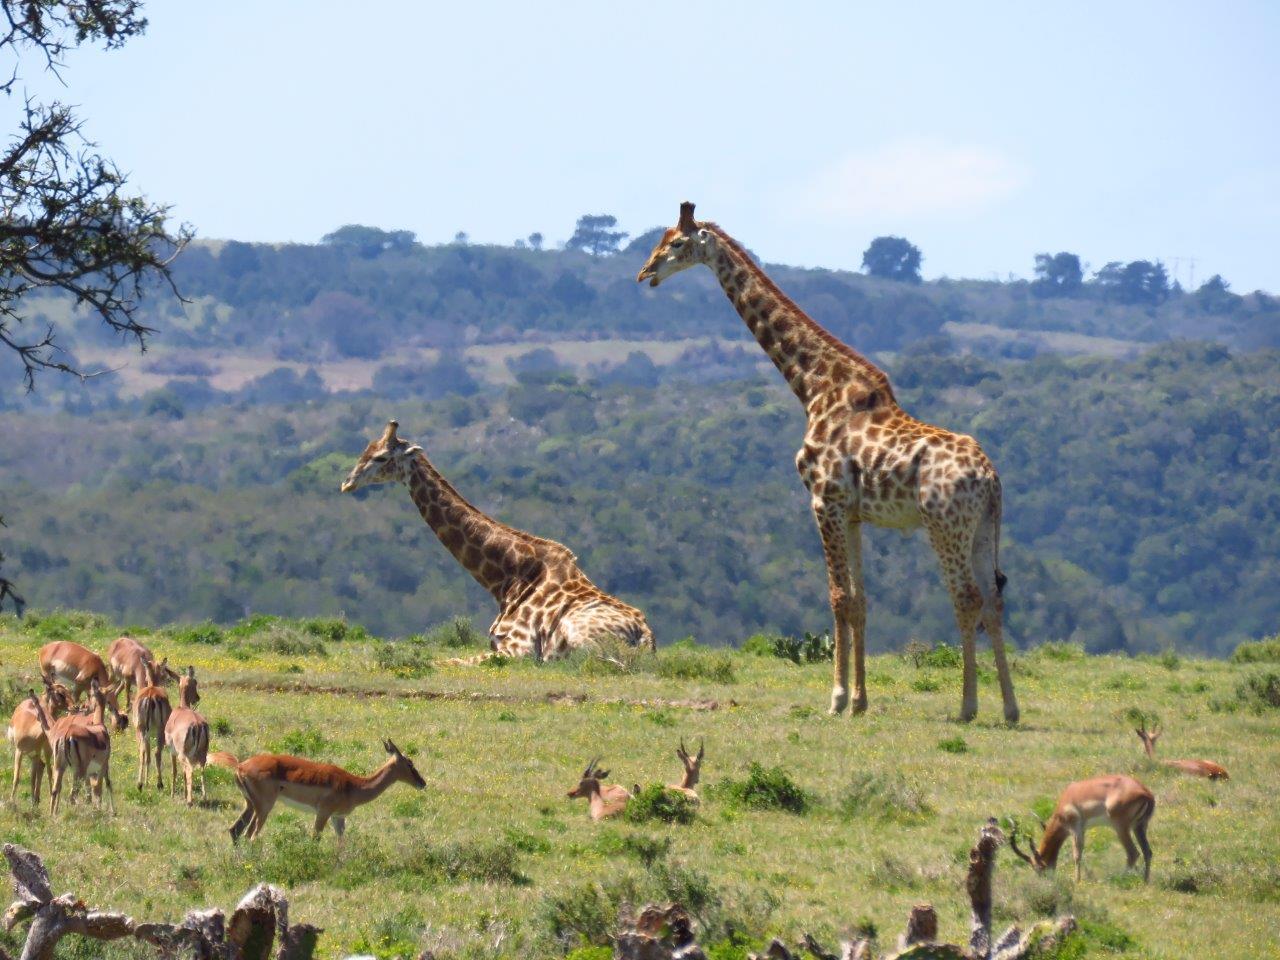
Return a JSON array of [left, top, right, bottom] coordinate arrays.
[[636, 201, 716, 287], [340, 419, 422, 493]]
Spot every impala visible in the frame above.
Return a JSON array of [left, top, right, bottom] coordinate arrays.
[[133, 660, 173, 790], [48, 679, 121, 815], [108, 636, 180, 710], [164, 666, 211, 805], [37, 641, 127, 729], [211, 738, 425, 843], [567, 758, 631, 820], [666, 740, 704, 801], [6, 679, 73, 805], [1136, 720, 1229, 780], [1009, 774, 1156, 882]]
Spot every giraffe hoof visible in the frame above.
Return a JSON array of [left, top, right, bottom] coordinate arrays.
[[850, 695, 868, 715], [1004, 705, 1021, 724], [958, 705, 978, 723], [829, 688, 849, 715]]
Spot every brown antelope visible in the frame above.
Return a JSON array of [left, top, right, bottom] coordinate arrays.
[[6, 679, 73, 805], [666, 739, 704, 801], [1135, 720, 1230, 781], [567, 758, 631, 820], [163, 666, 210, 805], [133, 660, 173, 790], [107, 635, 179, 710], [48, 679, 121, 815], [210, 739, 425, 843], [1009, 774, 1156, 882], [37, 642, 127, 728]]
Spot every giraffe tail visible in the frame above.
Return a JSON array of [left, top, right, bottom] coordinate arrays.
[[991, 481, 1006, 598]]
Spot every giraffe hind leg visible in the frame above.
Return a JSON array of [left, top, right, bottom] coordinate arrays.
[[927, 521, 982, 722], [972, 506, 1019, 722]]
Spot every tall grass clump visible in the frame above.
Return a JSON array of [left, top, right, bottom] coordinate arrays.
[[656, 648, 736, 684], [169, 621, 225, 645], [1236, 671, 1280, 712], [372, 638, 434, 678], [625, 784, 698, 825], [838, 771, 933, 823], [715, 762, 809, 814], [1231, 635, 1280, 664], [426, 616, 484, 649], [1034, 641, 1085, 662]]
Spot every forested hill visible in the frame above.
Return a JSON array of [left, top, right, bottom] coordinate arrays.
[[2, 341, 1277, 656]]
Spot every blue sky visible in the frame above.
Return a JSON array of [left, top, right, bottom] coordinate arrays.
[[9, 1, 1279, 290]]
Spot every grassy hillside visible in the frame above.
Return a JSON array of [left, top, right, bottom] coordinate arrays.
[[2, 611, 1278, 959]]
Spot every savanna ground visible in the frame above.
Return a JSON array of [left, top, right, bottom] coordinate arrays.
[[1, 612, 1278, 960]]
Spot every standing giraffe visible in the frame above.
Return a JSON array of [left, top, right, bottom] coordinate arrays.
[[341, 420, 655, 661], [637, 203, 1018, 722]]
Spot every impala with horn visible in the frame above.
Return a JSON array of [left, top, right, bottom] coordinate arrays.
[[1008, 774, 1156, 882], [108, 635, 180, 710], [210, 738, 426, 843], [47, 678, 122, 815], [567, 758, 630, 820], [1135, 719, 1229, 780], [7, 678, 73, 806], [37, 641, 127, 730], [667, 739, 704, 801]]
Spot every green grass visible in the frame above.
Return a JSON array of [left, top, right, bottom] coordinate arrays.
[[1, 611, 1277, 960]]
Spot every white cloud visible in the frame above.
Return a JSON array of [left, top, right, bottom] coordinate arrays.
[[785, 140, 1027, 222]]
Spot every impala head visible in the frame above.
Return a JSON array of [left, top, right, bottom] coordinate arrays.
[[91, 679, 128, 732], [179, 665, 200, 707], [676, 738, 704, 788], [341, 420, 423, 493], [40, 675, 73, 717], [156, 656, 182, 685], [1006, 815, 1053, 872], [384, 739, 426, 789], [636, 201, 717, 288], [1135, 719, 1162, 756], [568, 758, 609, 799]]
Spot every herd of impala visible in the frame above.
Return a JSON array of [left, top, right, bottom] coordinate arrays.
[[6, 635, 1232, 884]]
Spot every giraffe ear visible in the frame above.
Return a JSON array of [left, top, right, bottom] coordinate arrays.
[[678, 201, 697, 234]]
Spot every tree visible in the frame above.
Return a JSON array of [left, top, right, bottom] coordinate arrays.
[[1, 0, 189, 611], [861, 236, 922, 283], [567, 214, 628, 257], [1030, 252, 1083, 298], [527, 232, 544, 251], [1195, 274, 1241, 314], [1093, 260, 1169, 305], [320, 224, 415, 258]]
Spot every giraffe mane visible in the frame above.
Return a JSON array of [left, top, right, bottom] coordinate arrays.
[[702, 222, 897, 404]]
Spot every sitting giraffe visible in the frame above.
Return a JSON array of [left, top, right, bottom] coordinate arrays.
[[341, 420, 655, 661], [638, 203, 1018, 722]]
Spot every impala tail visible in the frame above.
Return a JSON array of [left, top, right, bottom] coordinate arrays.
[[209, 751, 239, 769]]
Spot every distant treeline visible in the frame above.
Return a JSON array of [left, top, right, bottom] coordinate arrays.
[[2, 341, 1276, 656]]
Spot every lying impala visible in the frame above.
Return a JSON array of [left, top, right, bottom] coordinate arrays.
[[47, 679, 123, 815], [164, 666, 211, 805], [108, 635, 180, 710], [7, 678, 73, 806], [133, 660, 173, 791], [567, 758, 631, 820], [1136, 720, 1229, 780], [211, 738, 425, 842], [667, 739, 704, 801], [1009, 774, 1156, 882], [38, 641, 127, 729]]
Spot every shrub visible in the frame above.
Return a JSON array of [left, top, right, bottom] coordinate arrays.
[[657, 649, 736, 684], [542, 876, 644, 948], [1034, 641, 1085, 662], [301, 617, 367, 643], [937, 736, 968, 754], [373, 640, 434, 678], [1236, 671, 1280, 712], [911, 676, 941, 692], [401, 838, 525, 884], [838, 771, 933, 823], [20, 609, 110, 640], [920, 642, 961, 669], [1232, 635, 1280, 664], [716, 762, 809, 814], [271, 728, 328, 756], [170, 621, 224, 645], [427, 616, 484, 649], [350, 907, 423, 960], [625, 784, 698, 825]]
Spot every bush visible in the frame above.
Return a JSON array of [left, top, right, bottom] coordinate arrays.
[[401, 838, 525, 884], [716, 762, 809, 814], [656, 648, 736, 684], [20, 609, 110, 640], [170, 621, 224, 645], [937, 736, 968, 754], [427, 616, 484, 649], [1236, 671, 1280, 712], [300, 617, 367, 643], [838, 771, 933, 823], [744, 631, 833, 664], [920, 642, 961, 669], [1232, 635, 1280, 664], [271, 728, 328, 756], [625, 784, 698, 825], [373, 640, 434, 678]]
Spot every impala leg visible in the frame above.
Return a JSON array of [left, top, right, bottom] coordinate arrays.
[[229, 798, 254, 843], [31, 756, 44, 807], [170, 751, 178, 797], [102, 768, 115, 816], [332, 816, 346, 839], [1134, 815, 1153, 883], [313, 810, 331, 839], [11, 748, 21, 802], [183, 758, 195, 806], [1072, 825, 1085, 882], [1115, 823, 1140, 873], [154, 738, 165, 790], [136, 732, 147, 790]]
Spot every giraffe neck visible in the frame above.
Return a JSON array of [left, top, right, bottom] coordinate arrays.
[[704, 225, 895, 409], [403, 451, 533, 602]]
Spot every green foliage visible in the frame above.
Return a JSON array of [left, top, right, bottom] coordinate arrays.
[[373, 640, 434, 678], [19, 609, 110, 640], [937, 736, 968, 754], [426, 616, 484, 649], [920, 642, 961, 669], [169, 621, 225, 645], [1040, 918, 1139, 959], [743, 631, 833, 664], [656, 648, 736, 684], [716, 763, 809, 814], [862, 236, 922, 283], [1035, 642, 1086, 662], [624, 784, 699, 825], [400, 838, 526, 885], [1231, 635, 1280, 663], [838, 772, 933, 823], [270, 728, 329, 756], [1235, 671, 1280, 712]]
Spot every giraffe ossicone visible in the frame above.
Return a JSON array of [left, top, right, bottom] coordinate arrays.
[[341, 420, 655, 663], [638, 203, 1019, 723]]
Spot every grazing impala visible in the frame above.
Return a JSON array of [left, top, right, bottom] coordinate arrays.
[[1009, 774, 1156, 882], [108, 636, 179, 710], [567, 758, 631, 821], [7, 679, 73, 805], [666, 740, 704, 801], [210, 739, 425, 843], [133, 661, 173, 790], [37, 642, 127, 729], [48, 679, 121, 815], [1136, 720, 1230, 780], [164, 666, 211, 805]]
